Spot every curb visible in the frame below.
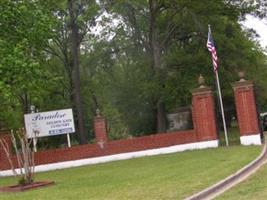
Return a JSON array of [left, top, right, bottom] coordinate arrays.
[[185, 139, 267, 200]]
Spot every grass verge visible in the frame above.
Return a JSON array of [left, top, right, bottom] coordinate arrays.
[[0, 145, 261, 200], [217, 155, 267, 200]]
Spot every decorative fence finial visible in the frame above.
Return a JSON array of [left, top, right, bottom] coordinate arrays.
[[96, 108, 101, 117], [238, 71, 246, 82], [198, 74, 205, 88]]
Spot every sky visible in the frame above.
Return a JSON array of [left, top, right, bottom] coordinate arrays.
[[243, 15, 267, 48]]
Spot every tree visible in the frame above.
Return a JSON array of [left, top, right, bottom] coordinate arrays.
[[1, 0, 267, 140], [96, 0, 267, 133], [44, 0, 100, 144], [0, 129, 35, 185], [0, 0, 56, 128], [67, 0, 88, 144]]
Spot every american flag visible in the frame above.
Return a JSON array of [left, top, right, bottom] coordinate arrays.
[[207, 26, 218, 72]]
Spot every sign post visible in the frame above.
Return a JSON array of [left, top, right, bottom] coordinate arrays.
[[67, 133, 71, 147], [33, 134, 37, 152], [30, 105, 38, 152]]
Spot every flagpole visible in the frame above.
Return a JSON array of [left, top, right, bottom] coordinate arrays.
[[207, 24, 229, 146], [215, 70, 229, 146]]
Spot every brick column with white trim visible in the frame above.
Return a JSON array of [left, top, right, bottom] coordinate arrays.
[[192, 75, 218, 143], [232, 78, 261, 145]]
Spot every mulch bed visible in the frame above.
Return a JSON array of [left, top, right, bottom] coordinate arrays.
[[0, 181, 55, 192]]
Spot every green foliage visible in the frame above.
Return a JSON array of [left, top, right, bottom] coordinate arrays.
[[1, 0, 267, 139], [91, 0, 267, 135], [0, 0, 57, 128]]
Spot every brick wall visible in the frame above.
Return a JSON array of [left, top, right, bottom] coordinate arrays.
[[0, 82, 218, 171], [0, 133, 12, 165], [0, 130, 197, 170]]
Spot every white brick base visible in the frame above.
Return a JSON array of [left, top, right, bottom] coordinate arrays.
[[240, 134, 262, 145]]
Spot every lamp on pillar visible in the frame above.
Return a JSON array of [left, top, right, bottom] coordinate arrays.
[[93, 108, 108, 148]]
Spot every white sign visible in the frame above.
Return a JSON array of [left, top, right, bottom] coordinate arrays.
[[24, 109, 75, 138]]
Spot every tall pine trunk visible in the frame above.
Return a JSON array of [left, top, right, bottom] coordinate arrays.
[[149, 0, 167, 133], [68, 0, 88, 144]]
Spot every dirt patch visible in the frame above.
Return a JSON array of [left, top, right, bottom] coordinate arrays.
[[0, 181, 55, 192]]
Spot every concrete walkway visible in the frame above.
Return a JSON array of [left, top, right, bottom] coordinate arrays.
[[185, 136, 267, 200]]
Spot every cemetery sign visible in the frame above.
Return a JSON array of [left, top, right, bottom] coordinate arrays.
[[24, 109, 75, 138]]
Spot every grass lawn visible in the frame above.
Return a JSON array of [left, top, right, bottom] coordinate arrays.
[[0, 145, 261, 200], [219, 125, 241, 146]]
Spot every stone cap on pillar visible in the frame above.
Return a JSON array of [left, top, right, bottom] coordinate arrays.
[[192, 74, 212, 95], [232, 80, 254, 90], [232, 71, 253, 90], [95, 108, 104, 119]]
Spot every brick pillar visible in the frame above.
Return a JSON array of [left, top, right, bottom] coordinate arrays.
[[93, 110, 108, 148], [232, 79, 261, 145], [192, 77, 218, 142]]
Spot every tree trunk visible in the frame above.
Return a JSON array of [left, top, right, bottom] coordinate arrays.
[[68, 0, 88, 144], [149, 0, 167, 133], [157, 99, 166, 133]]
